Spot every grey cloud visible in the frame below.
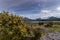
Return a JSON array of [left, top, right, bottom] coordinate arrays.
[[0, 0, 60, 12]]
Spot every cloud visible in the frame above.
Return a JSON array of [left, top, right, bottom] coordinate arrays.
[[39, 10, 52, 19], [0, 0, 60, 19], [56, 6, 60, 11], [18, 13, 40, 19], [0, 0, 59, 11], [41, 10, 50, 14], [39, 9, 60, 19]]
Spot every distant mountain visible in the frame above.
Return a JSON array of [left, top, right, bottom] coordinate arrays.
[[35, 17, 60, 21], [42, 17, 60, 21], [34, 18, 42, 21], [47, 17, 58, 21], [48, 17, 57, 19], [23, 17, 32, 21], [23, 17, 60, 21]]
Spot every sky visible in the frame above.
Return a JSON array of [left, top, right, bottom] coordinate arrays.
[[0, 0, 60, 19]]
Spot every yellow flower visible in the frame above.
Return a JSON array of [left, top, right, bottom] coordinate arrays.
[[8, 31, 13, 35], [19, 26, 26, 32], [0, 24, 2, 25]]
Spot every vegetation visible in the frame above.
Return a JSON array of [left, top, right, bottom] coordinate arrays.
[[0, 11, 42, 40], [0, 11, 60, 40], [44, 22, 53, 27]]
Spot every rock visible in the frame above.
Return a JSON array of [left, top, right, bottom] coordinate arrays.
[[40, 32, 60, 40]]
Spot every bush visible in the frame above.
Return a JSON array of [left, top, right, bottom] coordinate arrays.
[[45, 22, 53, 27], [0, 11, 42, 40], [38, 22, 44, 26]]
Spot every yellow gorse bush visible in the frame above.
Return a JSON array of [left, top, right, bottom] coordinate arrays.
[[0, 11, 42, 40]]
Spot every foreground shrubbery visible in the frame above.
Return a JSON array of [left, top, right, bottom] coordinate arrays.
[[0, 11, 42, 40]]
